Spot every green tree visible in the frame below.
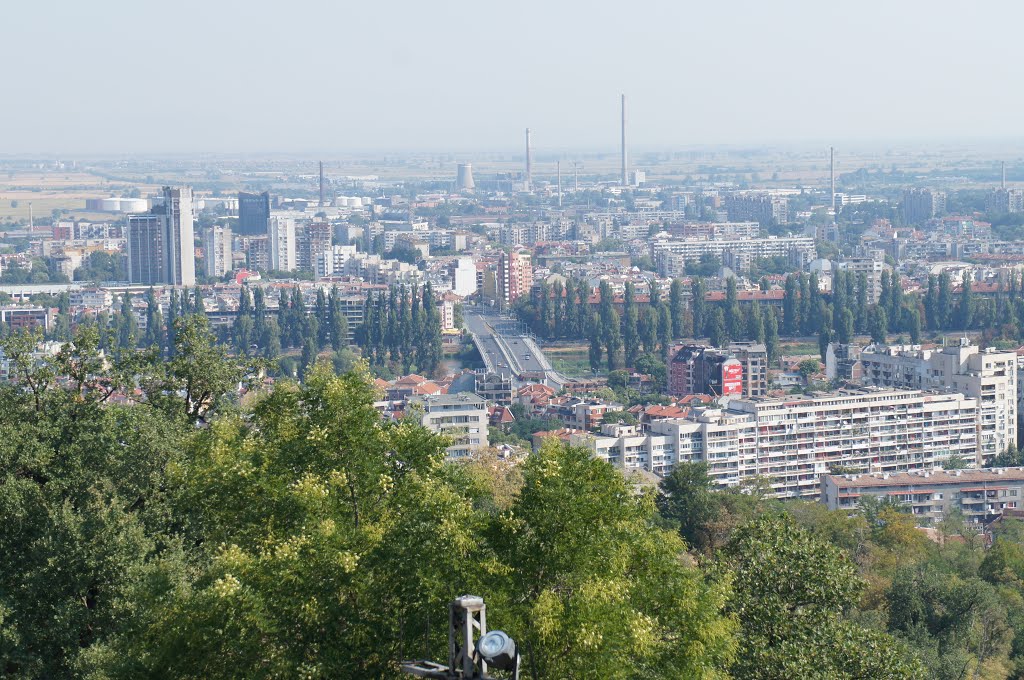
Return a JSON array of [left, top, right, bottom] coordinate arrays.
[[623, 282, 640, 368], [116, 291, 138, 352], [588, 312, 603, 372], [670, 278, 686, 337], [94, 363, 463, 679], [657, 461, 721, 552], [765, 308, 780, 363], [491, 441, 737, 679], [721, 513, 924, 679], [604, 309, 623, 371], [0, 327, 185, 678], [142, 288, 164, 349], [957, 271, 974, 330], [724, 277, 742, 340], [708, 307, 727, 348], [150, 315, 261, 423], [691, 277, 706, 338], [937, 271, 952, 330], [52, 291, 72, 341], [870, 305, 888, 344], [783, 274, 799, 335]]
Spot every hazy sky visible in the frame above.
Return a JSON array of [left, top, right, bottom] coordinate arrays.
[[3, 0, 1023, 154]]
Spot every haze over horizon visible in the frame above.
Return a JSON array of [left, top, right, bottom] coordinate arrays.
[[4, 0, 1024, 155]]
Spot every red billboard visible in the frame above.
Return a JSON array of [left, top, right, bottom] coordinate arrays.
[[721, 360, 743, 396]]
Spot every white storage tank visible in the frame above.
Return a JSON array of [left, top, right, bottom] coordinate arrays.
[[101, 197, 121, 211], [119, 198, 149, 213]]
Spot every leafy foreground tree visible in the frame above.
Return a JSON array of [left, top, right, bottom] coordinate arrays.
[[84, 362, 475, 678], [718, 513, 924, 679], [485, 441, 736, 679], [85, 369, 736, 679], [0, 327, 192, 678]]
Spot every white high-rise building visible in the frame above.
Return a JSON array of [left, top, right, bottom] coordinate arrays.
[[269, 216, 296, 272], [203, 225, 233, 278], [164, 186, 196, 287], [856, 341, 1017, 463], [573, 387, 981, 499], [452, 257, 477, 297], [317, 244, 358, 278], [126, 186, 196, 286]]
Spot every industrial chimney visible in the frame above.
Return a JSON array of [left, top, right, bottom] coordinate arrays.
[[621, 94, 628, 187]]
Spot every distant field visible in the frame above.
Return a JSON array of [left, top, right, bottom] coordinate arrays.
[[0, 196, 85, 221], [0, 170, 161, 222], [0, 171, 112, 189]]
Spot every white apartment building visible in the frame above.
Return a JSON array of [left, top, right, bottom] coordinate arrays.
[[574, 387, 980, 499], [317, 244, 358, 278], [203, 225, 233, 278], [269, 216, 296, 272], [857, 341, 1017, 464], [835, 256, 888, 304], [652, 235, 815, 276], [410, 392, 489, 460], [452, 257, 478, 297]]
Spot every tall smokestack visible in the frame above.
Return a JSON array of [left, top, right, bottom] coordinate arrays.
[[525, 128, 532, 191], [621, 94, 628, 187], [830, 146, 835, 216], [1002, 161, 1006, 190], [557, 161, 562, 207], [28, 202, 33, 234], [319, 161, 325, 207]]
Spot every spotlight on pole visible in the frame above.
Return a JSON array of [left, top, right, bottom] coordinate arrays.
[[401, 595, 520, 679], [477, 630, 518, 671]]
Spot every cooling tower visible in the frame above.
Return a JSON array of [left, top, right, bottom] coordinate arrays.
[[456, 163, 475, 191]]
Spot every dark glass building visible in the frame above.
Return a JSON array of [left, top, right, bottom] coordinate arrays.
[[238, 191, 270, 235]]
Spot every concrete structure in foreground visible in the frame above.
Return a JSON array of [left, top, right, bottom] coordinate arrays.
[[821, 468, 1024, 525], [574, 387, 979, 498], [411, 392, 489, 460]]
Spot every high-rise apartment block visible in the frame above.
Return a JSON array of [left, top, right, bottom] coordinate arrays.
[[451, 257, 478, 297], [853, 341, 1017, 463], [296, 221, 332, 272], [835, 256, 888, 304], [574, 387, 980, 498], [238, 191, 271, 235], [902, 188, 946, 224], [497, 249, 533, 305], [987, 188, 1024, 215], [269, 216, 296, 272], [126, 186, 196, 286], [203, 225, 233, 278], [669, 342, 768, 399], [724, 193, 789, 225], [242, 235, 270, 271], [317, 244, 357, 278], [652, 236, 815, 277], [126, 214, 167, 286]]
